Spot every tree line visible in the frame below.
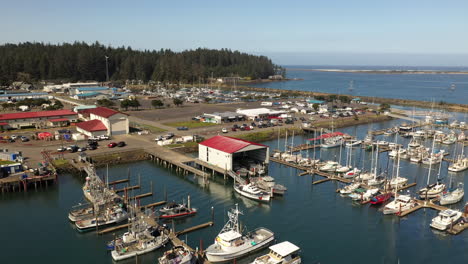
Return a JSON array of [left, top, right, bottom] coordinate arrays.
[[0, 42, 283, 85]]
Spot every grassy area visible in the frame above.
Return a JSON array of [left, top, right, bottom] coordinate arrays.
[[130, 123, 167, 133], [0, 160, 17, 165], [164, 121, 217, 128]]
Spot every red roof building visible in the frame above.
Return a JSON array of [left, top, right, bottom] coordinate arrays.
[[79, 107, 122, 118], [0, 110, 77, 121], [76, 120, 108, 134], [199, 135, 267, 154]]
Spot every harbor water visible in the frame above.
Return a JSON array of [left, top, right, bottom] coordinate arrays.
[[251, 66, 468, 104], [1, 117, 468, 263]]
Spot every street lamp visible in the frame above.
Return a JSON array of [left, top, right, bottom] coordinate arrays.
[[105, 56, 109, 82]]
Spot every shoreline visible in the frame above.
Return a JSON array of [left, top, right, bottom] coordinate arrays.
[[288, 68, 468, 75]]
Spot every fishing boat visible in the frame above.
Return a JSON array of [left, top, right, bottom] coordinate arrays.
[[383, 195, 415, 215], [158, 246, 197, 264], [370, 192, 392, 205], [68, 203, 94, 222], [440, 183, 464, 205], [430, 209, 462, 231], [234, 183, 271, 202], [160, 202, 186, 214], [75, 206, 128, 232], [339, 182, 360, 195], [251, 241, 301, 264], [205, 204, 275, 262], [111, 230, 169, 261], [250, 176, 287, 196], [321, 137, 343, 148], [160, 205, 197, 219]]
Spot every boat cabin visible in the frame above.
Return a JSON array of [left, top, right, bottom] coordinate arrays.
[[396, 195, 411, 203], [216, 230, 244, 247], [268, 241, 300, 262], [440, 209, 459, 219]]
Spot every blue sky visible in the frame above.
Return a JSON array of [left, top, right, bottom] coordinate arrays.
[[1, 0, 468, 66]]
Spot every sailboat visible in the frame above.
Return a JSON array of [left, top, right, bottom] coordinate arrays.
[[418, 138, 445, 199], [368, 145, 386, 186], [389, 151, 408, 188], [448, 144, 468, 172], [440, 183, 464, 205], [205, 204, 275, 262]]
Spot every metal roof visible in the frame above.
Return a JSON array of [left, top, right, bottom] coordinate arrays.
[[0, 110, 77, 121], [76, 120, 107, 132], [76, 92, 102, 97], [76, 87, 109, 91], [199, 135, 268, 154], [79, 107, 123, 118], [218, 230, 242, 242], [269, 241, 300, 257]]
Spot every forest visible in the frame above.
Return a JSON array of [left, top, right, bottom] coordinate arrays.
[[0, 42, 283, 85]]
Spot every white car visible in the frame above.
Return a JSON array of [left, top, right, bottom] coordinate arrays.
[[89, 136, 101, 141], [11, 135, 18, 140], [221, 128, 228, 133], [99, 135, 110, 140]]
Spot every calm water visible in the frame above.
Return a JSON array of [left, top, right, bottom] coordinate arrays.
[[1, 118, 468, 263], [251, 65, 468, 104]]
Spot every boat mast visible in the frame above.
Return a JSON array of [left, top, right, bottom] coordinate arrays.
[[374, 144, 379, 180], [426, 137, 436, 186]]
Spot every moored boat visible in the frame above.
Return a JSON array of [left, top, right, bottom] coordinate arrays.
[[251, 241, 302, 264], [158, 246, 197, 264], [430, 209, 462, 231], [234, 183, 271, 202]]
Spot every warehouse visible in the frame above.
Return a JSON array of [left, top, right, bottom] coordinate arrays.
[[78, 107, 129, 136], [0, 110, 78, 129], [236, 108, 286, 120], [201, 112, 245, 124], [76, 119, 108, 137], [198, 135, 269, 171]]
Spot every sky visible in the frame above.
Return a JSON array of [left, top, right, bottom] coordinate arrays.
[[1, 0, 468, 66]]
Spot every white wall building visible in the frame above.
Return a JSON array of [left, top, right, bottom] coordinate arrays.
[[78, 107, 129, 136]]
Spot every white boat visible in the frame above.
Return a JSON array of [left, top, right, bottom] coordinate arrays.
[[111, 233, 169, 261], [344, 168, 361, 178], [350, 188, 379, 201], [68, 203, 94, 222], [448, 157, 468, 172], [205, 204, 275, 263], [160, 202, 186, 214], [359, 171, 375, 181], [389, 148, 406, 158], [440, 183, 464, 205], [383, 195, 415, 215], [336, 165, 351, 173], [75, 206, 128, 232], [367, 176, 386, 186], [250, 176, 287, 196], [319, 161, 338, 172], [430, 209, 462, 231], [340, 182, 360, 194], [158, 246, 197, 264], [374, 140, 389, 146], [321, 137, 343, 148], [441, 134, 457, 145], [345, 140, 362, 147], [252, 241, 301, 264], [422, 150, 444, 165], [234, 183, 271, 202], [418, 182, 446, 199], [389, 177, 408, 188]]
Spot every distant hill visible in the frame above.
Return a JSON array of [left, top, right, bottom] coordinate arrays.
[[0, 42, 283, 85]]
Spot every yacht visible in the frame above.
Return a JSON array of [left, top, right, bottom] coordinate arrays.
[[430, 209, 462, 231], [158, 246, 197, 264], [205, 204, 275, 262], [234, 183, 271, 202], [250, 176, 287, 196], [252, 241, 301, 264], [383, 195, 415, 215], [440, 183, 464, 205]]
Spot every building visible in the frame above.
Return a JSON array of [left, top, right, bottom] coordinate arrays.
[[198, 135, 269, 171], [201, 112, 245, 124], [236, 108, 286, 120], [43, 82, 100, 93], [77, 107, 129, 136], [0, 110, 78, 129], [0, 92, 50, 102]]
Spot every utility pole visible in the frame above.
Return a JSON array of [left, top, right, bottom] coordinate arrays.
[[105, 55, 109, 82]]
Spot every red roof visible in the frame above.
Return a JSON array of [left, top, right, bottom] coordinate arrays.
[[49, 118, 70, 122], [0, 122, 8, 126], [79, 107, 122, 118], [0, 110, 77, 121], [199, 135, 268, 153], [76, 120, 108, 132], [308, 131, 345, 141]]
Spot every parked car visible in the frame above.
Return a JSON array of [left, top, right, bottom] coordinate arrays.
[[99, 135, 110, 140], [87, 145, 97, 150], [78, 146, 87, 152], [177, 126, 189, 131], [57, 146, 66, 152], [7, 139, 15, 143], [89, 136, 101, 141], [222, 128, 228, 133], [11, 135, 18, 140], [68, 145, 79, 153], [117, 141, 126, 147], [21, 136, 29, 142], [108, 142, 117, 148], [231, 127, 237, 132]]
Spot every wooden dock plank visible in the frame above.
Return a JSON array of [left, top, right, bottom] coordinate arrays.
[[176, 221, 214, 236], [98, 223, 130, 235], [115, 185, 140, 193], [108, 179, 129, 185]]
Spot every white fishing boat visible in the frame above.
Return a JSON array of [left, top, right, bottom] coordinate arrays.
[[440, 184, 465, 205], [321, 137, 343, 148], [383, 195, 415, 215], [430, 209, 462, 231], [339, 182, 360, 195], [252, 241, 301, 264], [234, 183, 271, 202], [75, 206, 128, 232], [111, 232, 169, 261], [158, 246, 197, 264], [205, 204, 275, 262], [319, 161, 338, 172], [68, 203, 94, 222], [250, 176, 287, 196]]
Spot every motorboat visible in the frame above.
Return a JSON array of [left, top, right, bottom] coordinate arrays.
[[370, 192, 392, 205], [68, 203, 94, 222], [345, 139, 362, 147], [250, 176, 287, 196], [349, 188, 379, 201], [205, 204, 275, 262], [374, 140, 389, 147], [389, 148, 406, 158], [441, 134, 457, 145], [343, 168, 361, 178], [234, 183, 271, 202], [440, 183, 464, 205], [321, 137, 343, 148], [418, 182, 446, 199], [430, 209, 462, 231], [422, 150, 445, 165], [160, 205, 197, 219], [336, 165, 351, 173], [251, 241, 301, 264], [160, 202, 185, 214], [339, 182, 360, 195], [319, 161, 338, 172], [383, 195, 415, 215], [399, 124, 412, 132], [158, 246, 197, 264]]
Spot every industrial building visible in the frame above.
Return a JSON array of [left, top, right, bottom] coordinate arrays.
[[198, 135, 269, 171], [0, 110, 78, 129], [201, 112, 245, 124], [0, 92, 50, 102], [236, 108, 286, 120], [76, 107, 129, 137]]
